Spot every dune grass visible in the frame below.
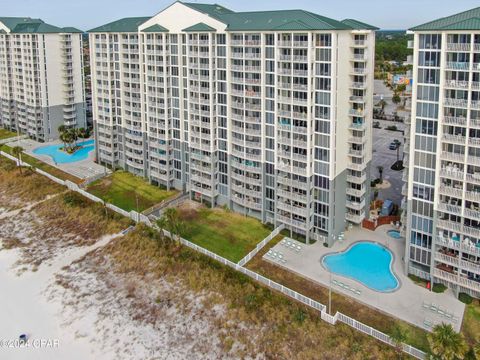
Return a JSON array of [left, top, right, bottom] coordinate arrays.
[[87, 170, 177, 212], [246, 244, 431, 353], [0, 129, 17, 140], [101, 224, 400, 359], [177, 206, 272, 262], [0, 156, 65, 208], [461, 300, 480, 347]]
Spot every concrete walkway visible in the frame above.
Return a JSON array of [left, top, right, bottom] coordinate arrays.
[[4, 138, 108, 180], [266, 225, 465, 332]]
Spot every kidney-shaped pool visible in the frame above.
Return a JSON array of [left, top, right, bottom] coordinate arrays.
[[322, 242, 399, 292]]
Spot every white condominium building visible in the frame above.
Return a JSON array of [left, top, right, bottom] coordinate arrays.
[[0, 18, 86, 141], [89, 1, 377, 243], [404, 7, 480, 298]]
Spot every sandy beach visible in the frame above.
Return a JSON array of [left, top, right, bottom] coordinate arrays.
[[0, 196, 242, 360]]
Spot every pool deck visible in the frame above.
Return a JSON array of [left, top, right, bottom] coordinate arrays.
[[4, 138, 109, 180], [267, 225, 465, 332]]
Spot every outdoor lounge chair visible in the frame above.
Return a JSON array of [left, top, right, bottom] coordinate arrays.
[[355, 289, 361, 295], [437, 306, 445, 316], [445, 312, 453, 320], [422, 301, 430, 309], [423, 319, 433, 328], [430, 303, 438, 312], [332, 279, 339, 286]]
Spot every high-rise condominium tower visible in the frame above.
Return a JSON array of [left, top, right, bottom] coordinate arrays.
[[0, 17, 86, 141], [89, 1, 377, 243], [404, 7, 480, 298]]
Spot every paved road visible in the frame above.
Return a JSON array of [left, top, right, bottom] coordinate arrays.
[[371, 121, 405, 206]]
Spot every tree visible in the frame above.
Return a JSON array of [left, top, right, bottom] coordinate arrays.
[[427, 323, 467, 360], [377, 166, 384, 183], [11, 146, 24, 174], [159, 208, 185, 242], [389, 324, 408, 357], [392, 94, 401, 105]]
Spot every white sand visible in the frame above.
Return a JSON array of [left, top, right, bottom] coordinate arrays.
[[0, 234, 119, 360], [0, 202, 249, 359]]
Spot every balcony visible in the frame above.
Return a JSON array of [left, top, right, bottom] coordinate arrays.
[[346, 199, 366, 211], [276, 214, 309, 230], [437, 236, 480, 258], [434, 269, 480, 293], [441, 151, 465, 163], [231, 196, 262, 211], [444, 98, 469, 108], [345, 212, 365, 224], [446, 62, 469, 71], [348, 136, 366, 144], [442, 134, 466, 145], [444, 116, 467, 126], [351, 54, 367, 61], [346, 187, 366, 197], [438, 185, 463, 198], [446, 43, 471, 52], [437, 202, 462, 216], [347, 173, 367, 184], [445, 80, 469, 89]]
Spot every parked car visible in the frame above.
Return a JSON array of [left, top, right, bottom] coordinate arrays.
[[393, 139, 401, 145], [389, 142, 399, 150]]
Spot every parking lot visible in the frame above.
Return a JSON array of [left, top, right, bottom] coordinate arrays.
[[370, 119, 405, 205]]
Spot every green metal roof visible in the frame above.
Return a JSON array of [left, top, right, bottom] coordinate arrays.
[[182, 2, 235, 20], [0, 17, 82, 33], [341, 19, 379, 30], [217, 10, 352, 31], [142, 24, 169, 33], [182, 22, 217, 32], [88, 17, 150, 33], [410, 6, 480, 31]]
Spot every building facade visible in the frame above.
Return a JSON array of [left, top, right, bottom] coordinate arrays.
[[0, 18, 86, 141], [404, 7, 480, 298], [89, 1, 377, 243]]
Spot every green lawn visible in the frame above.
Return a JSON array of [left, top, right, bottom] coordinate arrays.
[[87, 170, 178, 212], [178, 206, 272, 262], [0, 144, 82, 184], [0, 129, 17, 140], [462, 300, 480, 347]]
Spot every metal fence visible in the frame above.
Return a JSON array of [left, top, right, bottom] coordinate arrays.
[[1, 149, 427, 360]]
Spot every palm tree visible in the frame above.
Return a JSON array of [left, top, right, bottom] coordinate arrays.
[[377, 166, 384, 183], [427, 323, 467, 360], [11, 146, 23, 174], [389, 324, 408, 357], [158, 208, 183, 241]]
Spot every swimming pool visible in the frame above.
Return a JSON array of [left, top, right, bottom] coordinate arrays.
[[33, 139, 94, 164], [387, 230, 401, 239], [322, 242, 399, 292]]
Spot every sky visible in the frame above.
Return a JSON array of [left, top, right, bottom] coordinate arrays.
[[1, 0, 479, 31]]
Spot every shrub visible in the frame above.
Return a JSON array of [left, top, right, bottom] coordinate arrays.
[[63, 192, 88, 208], [386, 125, 398, 131], [459, 292, 473, 305], [432, 283, 447, 293]]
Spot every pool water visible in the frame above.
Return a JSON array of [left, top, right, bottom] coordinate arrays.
[[387, 230, 401, 239], [322, 242, 399, 292], [33, 139, 94, 164]]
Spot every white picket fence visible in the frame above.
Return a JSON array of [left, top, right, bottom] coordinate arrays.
[[237, 224, 285, 266], [159, 227, 427, 360], [0, 135, 28, 145], [0, 150, 427, 359]]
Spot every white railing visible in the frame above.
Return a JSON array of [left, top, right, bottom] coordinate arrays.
[[237, 224, 285, 266], [0, 150, 427, 359]]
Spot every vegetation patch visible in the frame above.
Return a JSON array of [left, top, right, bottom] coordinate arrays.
[[174, 204, 271, 262], [459, 292, 473, 305], [0, 156, 64, 209], [432, 283, 448, 294], [461, 300, 480, 347], [98, 224, 400, 359], [87, 170, 177, 212], [247, 249, 430, 352], [0, 128, 17, 140]]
